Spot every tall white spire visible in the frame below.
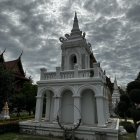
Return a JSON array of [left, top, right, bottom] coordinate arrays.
[[111, 76, 120, 116], [112, 76, 120, 104], [114, 76, 118, 90], [71, 12, 82, 36]]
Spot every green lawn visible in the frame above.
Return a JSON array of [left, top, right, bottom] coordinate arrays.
[[119, 133, 135, 140], [0, 133, 136, 140], [0, 133, 62, 140]]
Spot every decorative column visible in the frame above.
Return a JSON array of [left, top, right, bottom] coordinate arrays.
[[65, 55, 68, 70], [40, 68, 47, 80], [74, 64, 78, 78], [73, 96, 81, 125], [85, 55, 88, 68], [93, 63, 100, 77], [96, 95, 106, 127], [35, 96, 43, 122], [105, 88, 110, 121], [45, 92, 51, 121], [104, 98, 108, 123], [106, 99, 110, 120], [53, 96, 61, 123], [56, 67, 61, 79]]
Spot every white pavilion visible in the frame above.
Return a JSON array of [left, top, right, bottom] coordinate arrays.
[[20, 13, 119, 140]]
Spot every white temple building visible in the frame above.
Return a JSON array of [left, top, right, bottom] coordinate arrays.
[[112, 77, 120, 116], [112, 77, 120, 105], [20, 13, 119, 140]]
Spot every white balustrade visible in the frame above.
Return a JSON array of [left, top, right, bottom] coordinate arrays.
[[60, 70, 74, 79], [45, 72, 56, 80], [42, 68, 102, 80], [78, 69, 94, 78]]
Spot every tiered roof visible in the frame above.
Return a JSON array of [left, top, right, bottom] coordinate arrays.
[[0, 51, 29, 81]]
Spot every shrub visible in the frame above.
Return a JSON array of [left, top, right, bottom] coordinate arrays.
[[0, 121, 19, 134], [120, 121, 135, 133]]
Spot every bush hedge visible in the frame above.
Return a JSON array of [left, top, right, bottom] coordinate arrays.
[[0, 121, 19, 134], [0, 115, 34, 134], [120, 121, 135, 133]]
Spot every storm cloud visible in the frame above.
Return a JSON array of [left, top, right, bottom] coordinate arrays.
[[0, 0, 140, 86]]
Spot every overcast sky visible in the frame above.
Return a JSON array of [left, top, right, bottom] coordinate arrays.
[[0, 0, 140, 86]]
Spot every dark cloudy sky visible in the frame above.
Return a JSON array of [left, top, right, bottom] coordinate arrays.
[[0, 0, 140, 86]]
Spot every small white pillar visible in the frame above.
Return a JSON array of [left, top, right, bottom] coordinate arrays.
[[53, 96, 60, 122], [45, 93, 51, 121], [35, 96, 43, 122], [40, 68, 47, 80], [85, 55, 88, 68], [74, 64, 78, 78], [56, 67, 61, 79], [104, 98, 108, 123], [65, 55, 68, 70], [93, 63, 100, 77], [106, 99, 110, 120], [96, 95, 106, 127], [73, 96, 81, 125]]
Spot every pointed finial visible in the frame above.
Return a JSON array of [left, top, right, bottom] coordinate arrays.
[[19, 50, 23, 59], [0, 49, 5, 63], [74, 11, 78, 21], [114, 75, 117, 83], [71, 12, 81, 36], [2, 48, 6, 55], [114, 76, 118, 90]]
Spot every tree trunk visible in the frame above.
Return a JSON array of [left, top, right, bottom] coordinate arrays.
[[133, 119, 137, 132], [28, 110, 31, 116], [124, 113, 127, 122], [16, 108, 21, 117]]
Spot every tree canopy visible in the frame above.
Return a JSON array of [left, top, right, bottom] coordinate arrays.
[[0, 65, 37, 116], [116, 72, 140, 131], [0, 66, 14, 111], [116, 94, 131, 120], [12, 82, 37, 116], [127, 73, 140, 106], [21, 82, 37, 115]]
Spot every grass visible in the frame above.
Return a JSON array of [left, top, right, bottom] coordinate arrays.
[[0, 114, 34, 125], [119, 119, 136, 140], [0, 132, 136, 140], [119, 133, 135, 140], [0, 133, 62, 140]]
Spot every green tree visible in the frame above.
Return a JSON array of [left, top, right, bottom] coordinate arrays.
[[12, 93, 25, 117], [126, 72, 140, 130], [116, 94, 131, 121], [21, 82, 37, 115], [0, 66, 14, 111], [116, 72, 140, 132], [12, 82, 37, 116]]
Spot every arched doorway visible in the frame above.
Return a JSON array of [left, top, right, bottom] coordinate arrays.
[[61, 90, 74, 124], [69, 54, 77, 70], [43, 90, 54, 122], [81, 89, 97, 125]]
